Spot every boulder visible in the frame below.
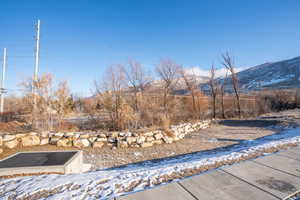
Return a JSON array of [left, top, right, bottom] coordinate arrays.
[[54, 132, 64, 137], [49, 137, 61, 145], [125, 132, 132, 137], [146, 136, 155, 142], [73, 139, 90, 148], [40, 137, 49, 145], [126, 136, 137, 145], [136, 136, 146, 144], [0, 148, 3, 154], [154, 133, 163, 140], [89, 137, 97, 143], [98, 133, 107, 138], [64, 132, 75, 137], [57, 138, 72, 147], [118, 132, 126, 137], [4, 139, 18, 149], [140, 142, 153, 148], [108, 137, 116, 143], [93, 141, 104, 148], [3, 135, 15, 142], [162, 136, 173, 144], [21, 135, 40, 147], [79, 134, 90, 139], [107, 132, 118, 138], [96, 137, 107, 142]]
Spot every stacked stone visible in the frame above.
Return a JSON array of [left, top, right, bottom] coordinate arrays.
[[0, 120, 211, 153]]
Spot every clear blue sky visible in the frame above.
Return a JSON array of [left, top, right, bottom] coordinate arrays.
[[1, 0, 300, 96]]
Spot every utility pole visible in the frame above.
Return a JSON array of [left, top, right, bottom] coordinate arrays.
[[33, 19, 41, 127], [0, 48, 7, 113]]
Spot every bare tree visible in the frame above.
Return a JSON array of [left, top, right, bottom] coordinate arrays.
[[156, 59, 180, 117], [209, 64, 218, 119], [20, 73, 55, 130], [222, 52, 241, 118], [95, 64, 135, 130], [179, 67, 200, 118], [124, 59, 151, 111], [53, 80, 73, 128], [219, 69, 228, 118]]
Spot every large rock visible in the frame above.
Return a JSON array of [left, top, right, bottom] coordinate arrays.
[[108, 137, 116, 143], [57, 138, 72, 147], [136, 136, 146, 144], [73, 139, 90, 148], [146, 136, 155, 142], [96, 137, 107, 142], [93, 141, 105, 148], [49, 137, 61, 145], [107, 132, 119, 138], [98, 133, 107, 138], [54, 132, 64, 137], [40, 137, 49, 145], [79, 134, 90, 139], [126, 136, 137, 145], [64, 132, 75, 137], [89, 137, 97, 143], [21, 135, 40, 147], [162, 136, 173, 144], [0, 148, 3, 154], [143, 132, 154, 137], [154, 133, 163, 140], [4, 139, 18, 149]]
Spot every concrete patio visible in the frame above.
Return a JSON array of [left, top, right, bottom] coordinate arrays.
[[116, 146, 300, 200]]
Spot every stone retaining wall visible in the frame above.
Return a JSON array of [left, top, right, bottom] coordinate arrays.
[[0, 120, 211, 154]]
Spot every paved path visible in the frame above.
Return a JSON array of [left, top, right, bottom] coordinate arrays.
[[117, 146, 300, 200]]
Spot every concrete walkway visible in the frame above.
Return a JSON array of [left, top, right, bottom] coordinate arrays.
[[117, 146, 300, 200]]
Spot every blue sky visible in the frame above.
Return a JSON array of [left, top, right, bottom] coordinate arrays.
[[0, 0, 300, 96]]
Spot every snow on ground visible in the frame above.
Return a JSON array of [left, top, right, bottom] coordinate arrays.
[[1, 127, 300, 200]]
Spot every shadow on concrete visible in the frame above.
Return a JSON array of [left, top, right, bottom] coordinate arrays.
[[218, 120, 279, 128]]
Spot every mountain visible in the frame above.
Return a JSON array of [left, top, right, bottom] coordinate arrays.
[[203, 56, 300, 92]]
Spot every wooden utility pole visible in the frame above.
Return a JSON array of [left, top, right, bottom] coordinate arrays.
[[33, 20, 41, 127], [0, 48, 7, 113]]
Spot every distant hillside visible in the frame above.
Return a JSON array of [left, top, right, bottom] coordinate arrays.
[[202, 56, 300, 92]]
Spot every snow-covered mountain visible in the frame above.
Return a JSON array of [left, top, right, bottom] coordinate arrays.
[[203, 56, 300, 92]]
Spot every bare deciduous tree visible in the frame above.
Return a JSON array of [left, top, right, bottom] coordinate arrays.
[[21, 73, 54, 130], [125, 59, 151, 111], [220, 69, 228, 118], [53, 80, 73, 128], [156, 59, 180, 117], [209, 64, 218, 119], [95, 64, 135, 130], [222, 52, 241, 118], [180, 67, 200, 118]]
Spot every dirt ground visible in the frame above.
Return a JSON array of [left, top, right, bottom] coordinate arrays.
[[1, 109, 300, 170]]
